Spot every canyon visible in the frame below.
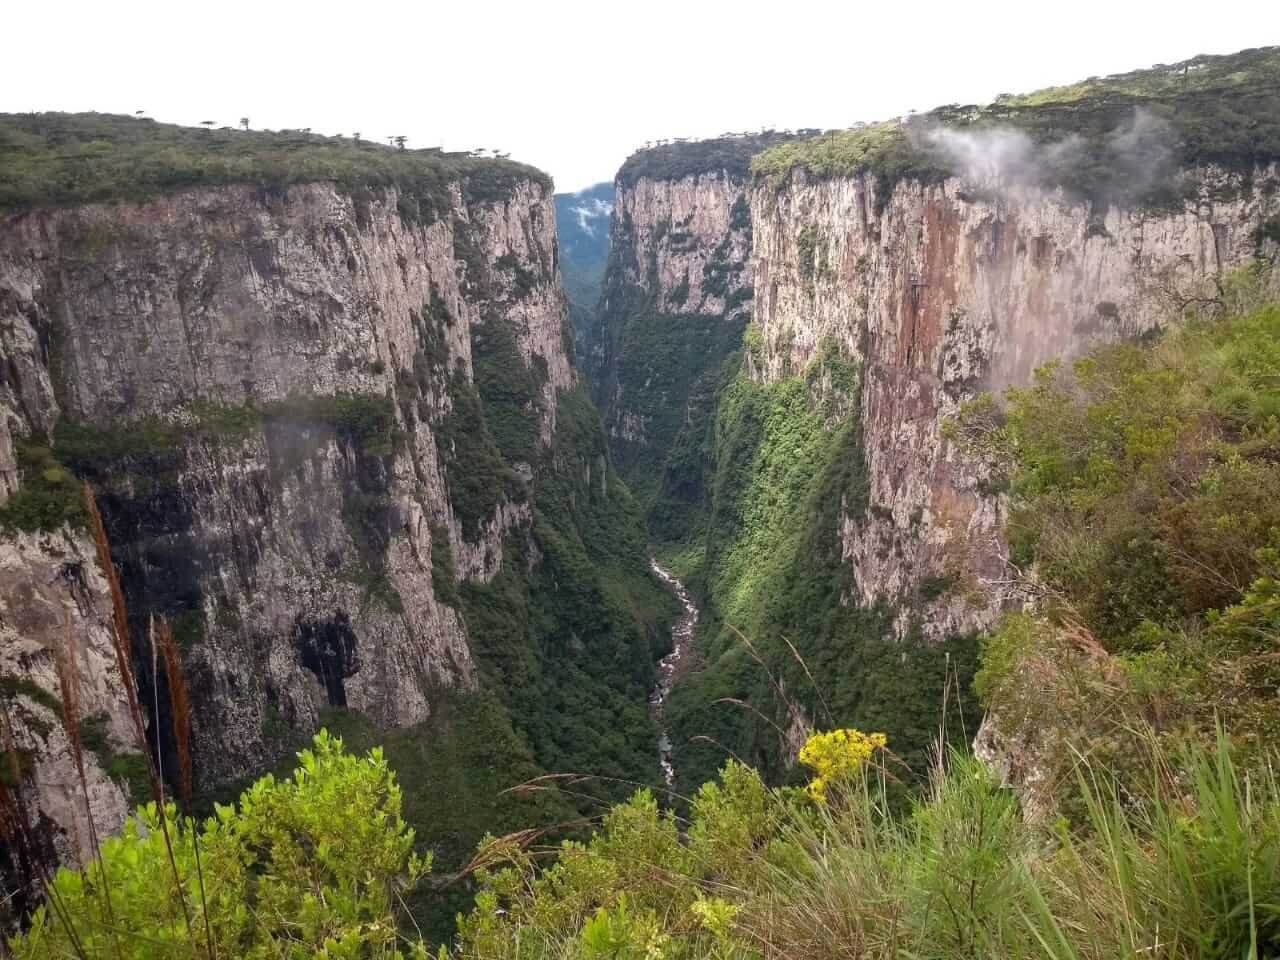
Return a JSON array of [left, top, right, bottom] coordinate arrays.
[[592, 49, 1280, 791], [0, 124, 666, 925], [2, 45, 1280, 939]]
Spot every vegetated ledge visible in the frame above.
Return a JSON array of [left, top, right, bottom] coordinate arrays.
[[750, 45, 1280, 209], [615, 131, 803, 188], [0, 112, 553, 216]]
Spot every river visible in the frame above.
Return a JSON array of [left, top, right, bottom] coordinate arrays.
[[648, 557, 699, 787]]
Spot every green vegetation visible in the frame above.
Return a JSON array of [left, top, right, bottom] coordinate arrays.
[[273, 697, 575, 946], [457, 384, 674, 788], [429, 524, 460, 608], [752, 122, 945, 203], [667, 346, 978, 794], [0, 441, 85, 532], [452, 271, 1280, 957], [436, 370, 522, 538], [470, 316, 541, 463], [617, 133, 798, 187], [950, 268, 1280, 789], [752, 46, 1280, 210], [13, 731, 428, 958], [52, 392, 396, 473], [78, 714, 150, 805], [592, 204, 753, 554], [0, 675, 63, 714], [31, 720, 1280, 958], [458, 733, 1280, 960], [0, 112, 549, 215]]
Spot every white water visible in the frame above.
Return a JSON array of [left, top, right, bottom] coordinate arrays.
[[648, 557, 699, 787]]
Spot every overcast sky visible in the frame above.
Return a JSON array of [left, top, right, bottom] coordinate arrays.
[[4, 1, 1275, 193]]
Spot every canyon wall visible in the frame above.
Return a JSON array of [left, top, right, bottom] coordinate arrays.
[[593, 166, 754, 541], [0, 172, 579, 878], [601, 137, 1279, 791], [751, 165, 1279, 641]]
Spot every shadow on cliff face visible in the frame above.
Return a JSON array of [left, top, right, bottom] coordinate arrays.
[[294, 610, 360, 707]]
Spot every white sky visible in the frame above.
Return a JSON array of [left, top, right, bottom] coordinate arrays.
[[3, 0, 1275, 193]]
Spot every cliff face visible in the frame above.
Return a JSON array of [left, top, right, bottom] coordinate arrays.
[[750, 165, 1279, 641], [0, 528, 132, 883], [0, 174, 574, 870], [594, 170, 752, 540], [599, 129, 1280, 792], [612, 175, 751, 315]]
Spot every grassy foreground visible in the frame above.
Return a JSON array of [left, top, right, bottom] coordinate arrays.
[[15, 724, 1279, 959]]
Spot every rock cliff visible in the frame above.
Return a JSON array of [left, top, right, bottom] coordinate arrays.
[[593, 151, 760, 544], [0, 121, 661, 906], [751, 164, 1278, 641], [597, 48, 1280, 791]]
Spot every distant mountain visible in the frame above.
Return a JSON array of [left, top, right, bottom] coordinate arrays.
[[554, 182, 613, 356]]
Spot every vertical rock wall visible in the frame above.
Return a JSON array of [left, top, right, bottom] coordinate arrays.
[[750, 165, 1278, 639], [0, 175, 571, 869]]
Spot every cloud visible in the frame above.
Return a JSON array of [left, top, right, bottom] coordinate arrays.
[[570, 197, 613, 236]]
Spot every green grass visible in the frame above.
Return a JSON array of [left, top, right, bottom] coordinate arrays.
[[458, 732, 1280, 959], [0, 112, 550, 215]]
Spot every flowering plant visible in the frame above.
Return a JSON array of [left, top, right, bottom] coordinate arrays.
[[798, 728, 887, 802]]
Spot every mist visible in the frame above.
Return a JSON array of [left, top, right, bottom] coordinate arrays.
[[920, 107, 1178, 204]]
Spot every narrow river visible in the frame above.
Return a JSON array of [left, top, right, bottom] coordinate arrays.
[[648, 557, 699, 787]]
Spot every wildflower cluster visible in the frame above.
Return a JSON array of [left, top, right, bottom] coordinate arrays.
[[798, 728, 887, 802]]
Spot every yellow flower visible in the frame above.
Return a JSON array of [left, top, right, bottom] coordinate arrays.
[[798, 728, 887, 802]]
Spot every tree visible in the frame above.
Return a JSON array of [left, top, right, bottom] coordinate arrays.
[[394, 135, 407, 151], [239, 117, 249, 131], [354, 131, 362, 145], [199, 120, 215, 129], [10, 732, 430, 959]]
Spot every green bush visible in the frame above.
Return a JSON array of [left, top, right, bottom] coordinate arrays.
[[12, 731, 429, 958], [952, 284, 1280, 782], [0, 442, 85, 532], [458, 734, 1280, 960]]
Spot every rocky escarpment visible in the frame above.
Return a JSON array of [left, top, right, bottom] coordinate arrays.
[[751, 164, 1280, 642], [0, 527, 133, 909], [593, 140, 769, 543], [598, 49, 1280, 794], [0, 151, 604, 895]]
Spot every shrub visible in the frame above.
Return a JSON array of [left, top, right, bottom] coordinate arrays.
[[11, 731, 429, 958], [459, 734, 1280, 960], [0, 442, 85, 532]]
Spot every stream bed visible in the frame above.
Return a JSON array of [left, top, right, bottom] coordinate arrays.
[[648, 557, 699, 787]]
